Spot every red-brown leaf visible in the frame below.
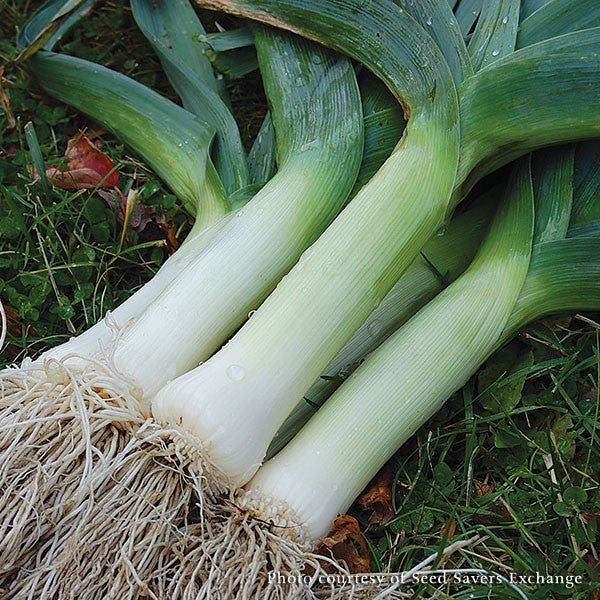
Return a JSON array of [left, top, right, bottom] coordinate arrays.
[[316, 514, 371, 574], [44, 132, 119, 189]]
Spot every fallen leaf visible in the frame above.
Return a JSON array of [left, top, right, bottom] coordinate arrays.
[[439, 517, 456, 540], [316, 514, 371, 574], [473, 480, 495, 498], [41, 132, 120, 191], [358, 464, 395, 525]]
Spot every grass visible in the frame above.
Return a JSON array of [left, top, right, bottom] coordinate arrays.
[[1, 2, 599, 599]]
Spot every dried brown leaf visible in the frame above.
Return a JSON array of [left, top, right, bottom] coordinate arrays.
[[358, 464, 395, 525], [316, 514, 371, 574]]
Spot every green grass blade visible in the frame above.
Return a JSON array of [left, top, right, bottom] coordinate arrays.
[[532, 145, 575, 243], [571, 140, 600, 226], [517, 0, 600, 48], [24, 121, 48, 193], [468, 0, 520, 71], [455, 0, 483, 37], [457, 28, 600, 203], [131, 0, 250, 196], [396, 0, 473, 84], [32, 51, 228, 224]]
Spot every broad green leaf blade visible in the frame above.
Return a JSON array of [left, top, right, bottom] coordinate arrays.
[[517, 0, 600, 48], [532, 146, 575, 244], [468, 0, 520, 71], [16, 0, 94, 54], [568, 221, 600, 238], [502, 237, 600, 342], [457, 28, 600, 204], [396, 0, 473, 84], [520, 0, 553, 21], [33, 51, 228, 223], [571, 141, 600, 225], [455, 0, 483, 36], [247, 111, 277, 186], [131, 0, 250, 196]]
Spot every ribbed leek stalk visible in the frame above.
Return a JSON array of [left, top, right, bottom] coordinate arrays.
[[183, 156, 535, 599], [268, 192, 497, 456]]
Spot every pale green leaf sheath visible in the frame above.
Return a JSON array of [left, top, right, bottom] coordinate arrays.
[[268, 192, 496, 457], [110, 27, 363, 400], [248, 158, 533, 545], [154, 0, 460, 485]]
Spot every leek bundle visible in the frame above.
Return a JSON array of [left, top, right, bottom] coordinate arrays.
[[145, 0, 600, 526], [175, 146, 600, 599], [3, 0, 600, 596]]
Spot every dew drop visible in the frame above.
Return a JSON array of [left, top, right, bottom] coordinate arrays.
[[492, 49, 500, 56], [226, 364, 245, 381], [295, 76, 304, 86], [502, 16, 508, 24], [312, 54, 323, 65], [236, 211, 244, 217], [426, 17, 432, 25], [331, 483, 339, 492], [248, 310, 256, 318]]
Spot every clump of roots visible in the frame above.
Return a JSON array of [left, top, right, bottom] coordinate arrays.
[[0, 357, 145, 588], [160, 490, 386, 600], [1, 358, 229, 598]]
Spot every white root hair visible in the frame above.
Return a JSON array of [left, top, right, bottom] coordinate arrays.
[[159, 489, 397, 600]]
